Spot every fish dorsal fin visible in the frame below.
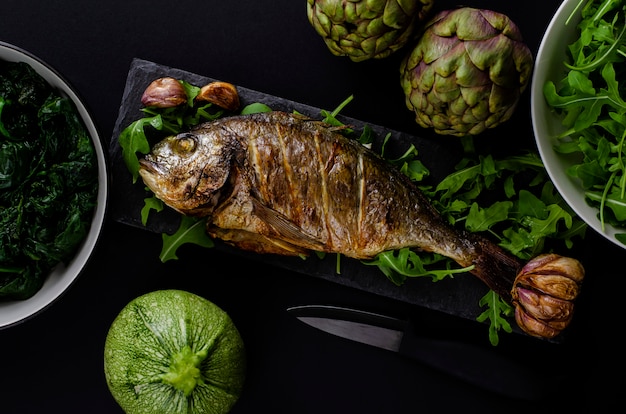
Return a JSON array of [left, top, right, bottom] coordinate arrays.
[[251, 197, 326, 252]]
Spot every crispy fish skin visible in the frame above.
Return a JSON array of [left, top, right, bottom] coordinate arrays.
[[139, 111, 522, 300]]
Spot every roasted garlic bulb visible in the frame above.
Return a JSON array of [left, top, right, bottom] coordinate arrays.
[[140, 78, 240, 112], [196, 81, 240, 111], [141, 77, 188, 108], [511, 254, 584, 339]]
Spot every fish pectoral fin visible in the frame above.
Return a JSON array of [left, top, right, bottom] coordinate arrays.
[[251, 198, 326, 251], [208, 226, 310, 256]]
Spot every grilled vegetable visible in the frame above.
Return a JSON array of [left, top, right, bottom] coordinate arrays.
[[141, 77, 188, 108], [512, 254, 584, 339], [196, 81, 240, 111], [137, 111, 585, 338], [307, 0, 434, 62], [399, 7, 534, 136], [104, 289, 246, 414]]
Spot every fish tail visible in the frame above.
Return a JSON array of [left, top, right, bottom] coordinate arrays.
[[467, 233, 524, 302]]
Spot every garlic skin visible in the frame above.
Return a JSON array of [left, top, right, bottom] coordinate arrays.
[[141, 77, 188, 108], [196, 81, 240, 111], [511, 254, 584, 339]]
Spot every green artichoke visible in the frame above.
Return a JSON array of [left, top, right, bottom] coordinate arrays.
[[399, 7, 534, 136], [307, 0, 434, 62]]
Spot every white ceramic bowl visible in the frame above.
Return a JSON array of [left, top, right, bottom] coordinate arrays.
[[0, 41, 108, 328], [531, 0, 625, 249]]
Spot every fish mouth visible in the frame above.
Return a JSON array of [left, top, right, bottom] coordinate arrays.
[[137, 159, 162, 194], [137, 159, 162, 191], [138, 158, 158, 174]]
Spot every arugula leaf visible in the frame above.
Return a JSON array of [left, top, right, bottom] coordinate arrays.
[[322, 94, 354, 122], [523, 204, 573, 237], [118, 117, 155, 182], [357, 125, 375, 146], [476, 290, 513, 346], [465, 201, 513, 233], [586, 186, 626, 221], [381, 139, 430, 182], [141, 194, 164, 226], [240, 102, 272, 114], [160, 216, 214, 262], [180, 80, 200, 104], [517, 189, 548, 219], [362, 248, 474, 285]]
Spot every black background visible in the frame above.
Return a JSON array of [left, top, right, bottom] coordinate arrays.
[[0, 1, 620, 413]]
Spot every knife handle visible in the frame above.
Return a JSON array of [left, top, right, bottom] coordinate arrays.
[[398, 319, 552, 401]]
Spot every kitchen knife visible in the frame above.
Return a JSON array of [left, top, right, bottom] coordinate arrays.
[[287, 304, 554, 401]]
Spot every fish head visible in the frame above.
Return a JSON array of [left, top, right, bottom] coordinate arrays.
[[138, 128, 232, 215]]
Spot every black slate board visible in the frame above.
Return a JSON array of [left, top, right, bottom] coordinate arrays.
[[108, 58, 500, 324]]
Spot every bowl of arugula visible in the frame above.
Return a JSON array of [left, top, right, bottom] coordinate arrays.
[[531, 0, 626, 249], [0, 41, 108, 328]]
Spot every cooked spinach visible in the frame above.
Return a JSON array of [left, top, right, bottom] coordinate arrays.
[[0, 60, 98, 300]]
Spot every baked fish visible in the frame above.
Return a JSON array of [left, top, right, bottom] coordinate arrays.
[[138, 111, 585, 339], [138, 111, 522, 294]]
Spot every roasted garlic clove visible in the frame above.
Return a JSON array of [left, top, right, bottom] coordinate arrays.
[[196, 81, 240, 111], [511, 253, 584, 339], [141, 77, 188, 108]]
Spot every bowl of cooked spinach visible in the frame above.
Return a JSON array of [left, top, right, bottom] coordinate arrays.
[[0, 41, 107, 328], [531, 0, 626, 249]]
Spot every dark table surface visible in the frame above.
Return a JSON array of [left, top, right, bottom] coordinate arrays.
[[0, 1, 620, 413]]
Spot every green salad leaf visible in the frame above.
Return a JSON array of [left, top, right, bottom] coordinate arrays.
[[160, 216, 214, 262], [543, 0, 626, 238], [362, 247, 473, 286], [477, 290, 514, 346]]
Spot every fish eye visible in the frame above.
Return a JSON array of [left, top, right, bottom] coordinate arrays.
[[173, 134, 197, 154]]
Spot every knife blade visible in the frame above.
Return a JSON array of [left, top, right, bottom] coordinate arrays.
[[287, 305, 554, 401]]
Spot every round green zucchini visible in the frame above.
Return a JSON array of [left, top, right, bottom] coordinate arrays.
[[104, 289, 246, 414]]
